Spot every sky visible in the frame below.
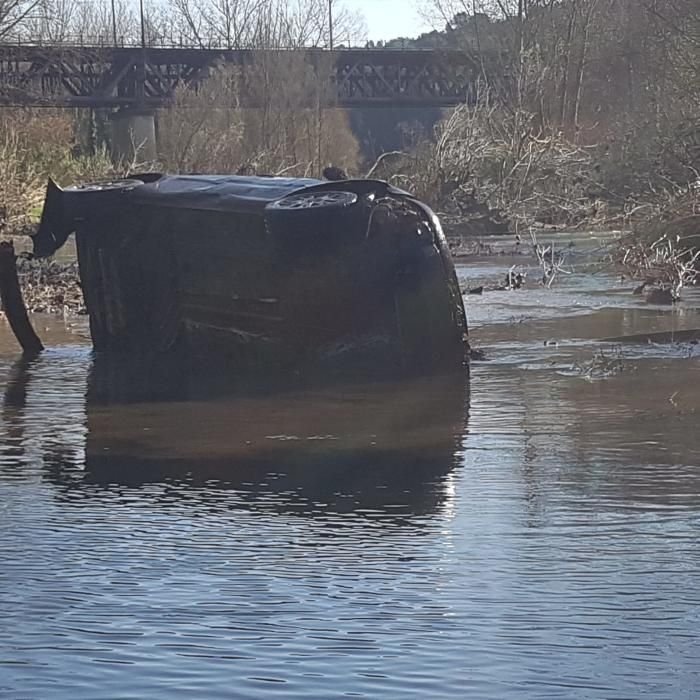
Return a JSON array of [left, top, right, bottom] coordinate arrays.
[[348, 0, 432, 42]]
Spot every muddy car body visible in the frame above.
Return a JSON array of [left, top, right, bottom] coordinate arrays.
[[35, 175, 468, 375]]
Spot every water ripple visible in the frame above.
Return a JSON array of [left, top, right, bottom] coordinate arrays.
[[1, 299, 700, 697]]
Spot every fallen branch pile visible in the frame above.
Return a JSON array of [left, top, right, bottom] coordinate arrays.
[[15, 257, 84, 315], [615, 189, 700, 299]]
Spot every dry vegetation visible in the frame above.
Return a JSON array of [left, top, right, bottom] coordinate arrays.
[[614, 188, 700, 300], [0, 110, 119, 237], [375, 0, 700, 240], [158, 57, 359, 177], [373, 95, 699, 237], [372, 97, 609, 233]]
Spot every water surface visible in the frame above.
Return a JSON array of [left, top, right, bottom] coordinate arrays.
[[1, 251, 699, 699]]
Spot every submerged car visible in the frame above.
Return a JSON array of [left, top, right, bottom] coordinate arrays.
[[34, 174, 468, 375]]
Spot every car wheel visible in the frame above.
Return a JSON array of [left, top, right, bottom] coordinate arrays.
[[267, 190, 358, 212]]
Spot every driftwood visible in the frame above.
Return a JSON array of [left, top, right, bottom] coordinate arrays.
[[0, 242, 44, 356]]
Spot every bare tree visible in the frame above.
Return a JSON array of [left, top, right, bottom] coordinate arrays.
[[22, 0, 136, 44], [165, 0, 365, 48], [158, 58, 360, 176], [21, 0, 73, 41], [168, 0, 265, 48], [0, 0, 45, 39]]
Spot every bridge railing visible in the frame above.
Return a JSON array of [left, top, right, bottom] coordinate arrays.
[[1, 35, 425, 52]]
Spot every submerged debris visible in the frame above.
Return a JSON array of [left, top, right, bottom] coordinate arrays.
[[461, 266, 527, 295], [31, 174, 469, 372], [503, 268, 526, 290], [572, 348, 627, 381], [530, 230, 572, 287], [469, 347, 487, 361]]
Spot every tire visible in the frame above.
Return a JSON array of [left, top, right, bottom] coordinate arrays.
[[267, 190, 358, 213]]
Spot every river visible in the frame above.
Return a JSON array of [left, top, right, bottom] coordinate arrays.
[[1, 238, 699, 698]]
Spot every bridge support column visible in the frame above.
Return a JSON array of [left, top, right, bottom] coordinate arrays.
[[109, 110, 157, 164]]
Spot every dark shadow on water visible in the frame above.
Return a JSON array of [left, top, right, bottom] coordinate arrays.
[[1, 356, 44, 463], [3, 356, 35, 411], [39, 355, 471, 521]]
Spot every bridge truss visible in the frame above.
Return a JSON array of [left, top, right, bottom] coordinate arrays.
[[0, 44, 480, 110]]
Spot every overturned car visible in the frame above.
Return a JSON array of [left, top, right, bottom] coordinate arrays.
[[35, 175, 468, 375]]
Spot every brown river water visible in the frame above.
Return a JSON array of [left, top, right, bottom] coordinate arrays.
[[1, 232, 699, 698]]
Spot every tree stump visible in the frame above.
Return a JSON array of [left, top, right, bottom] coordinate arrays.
[[0, 242, 44, 356]]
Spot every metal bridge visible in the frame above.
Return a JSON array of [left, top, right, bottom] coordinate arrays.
[[0, 43, 481, 110]]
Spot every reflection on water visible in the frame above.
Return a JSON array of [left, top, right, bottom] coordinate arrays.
[[1, 265, 700, 698], [70, 358, 468, 520]]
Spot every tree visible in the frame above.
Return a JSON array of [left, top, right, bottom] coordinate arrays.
[[0, 0, 45, 39], [19, 0, 136, 44], [157, 59, 360, 177], [168, 0, 263, 48], [165, 0, 365, 49]]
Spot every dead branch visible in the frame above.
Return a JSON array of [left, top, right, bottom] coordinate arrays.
[[530, 229, 571, 287], [364, 151, 409, 180], [0, 241, 44, 356]]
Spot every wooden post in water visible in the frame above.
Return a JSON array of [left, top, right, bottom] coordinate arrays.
[[0, 242, 44, 356]]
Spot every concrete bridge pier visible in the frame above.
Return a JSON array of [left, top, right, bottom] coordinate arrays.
[[109, 110, 157, 164]]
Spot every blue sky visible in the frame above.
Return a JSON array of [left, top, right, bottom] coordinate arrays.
[[349, 0, 431, 41]]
